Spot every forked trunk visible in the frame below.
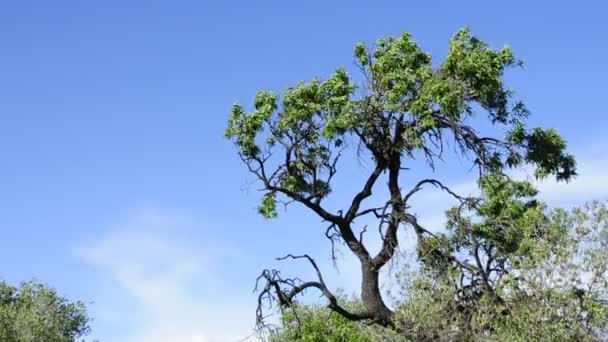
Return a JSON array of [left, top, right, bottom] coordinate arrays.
[[361, 261, 393, 325]]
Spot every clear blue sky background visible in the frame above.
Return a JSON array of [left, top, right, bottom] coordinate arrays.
[[1, 1, 607, 341]]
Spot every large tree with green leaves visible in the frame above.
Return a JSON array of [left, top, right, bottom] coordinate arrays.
[[0, 280, 90, 342], [271, 202, 608, 341], [226, 28, 576, 334]]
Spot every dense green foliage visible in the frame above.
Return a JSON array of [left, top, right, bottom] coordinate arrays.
[[0, 280, 90, 342], [226, 27, 585, 339], [270, 303, 373, 342], [271, 202, 608, 341]]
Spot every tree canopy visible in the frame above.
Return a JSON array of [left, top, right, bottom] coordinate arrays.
[[0, 280, 90, 342], [226, 28, 580, 338]]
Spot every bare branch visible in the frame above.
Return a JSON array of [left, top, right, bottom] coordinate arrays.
[[403, 178, 472, 205], [254, 254, 372, 331], [359, 225, 368, 244], [324, 224, 341, 264], [345, 165, 385, 222]]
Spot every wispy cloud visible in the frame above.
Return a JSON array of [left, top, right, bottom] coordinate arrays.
[[76, 208, 256, 342], [534, 151, 608, 204]]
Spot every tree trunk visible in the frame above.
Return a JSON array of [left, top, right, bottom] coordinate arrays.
[[361, 261, 393, 325]]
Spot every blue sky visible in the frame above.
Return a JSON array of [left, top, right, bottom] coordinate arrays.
[[1, 1, 607, 341]]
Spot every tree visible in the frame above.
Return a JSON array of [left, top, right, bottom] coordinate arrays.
[[271, 202, 608, 341], [225, 28, 576, 334], [0, 280, 90, 342]]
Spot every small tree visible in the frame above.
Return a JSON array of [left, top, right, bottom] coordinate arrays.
[[399, 202, 608, 340], [226, 28, 576, 334], [0, 280, 90, 342]]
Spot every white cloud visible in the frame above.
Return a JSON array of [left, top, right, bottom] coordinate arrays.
[[534, 153, 608, 204], [76, 208, 256, 342]]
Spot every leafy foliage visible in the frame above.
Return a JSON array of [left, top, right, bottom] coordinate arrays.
[[273, 202, 608, 341], [226, 27, 578, 334], [0, 280, 90, 342], [270, 304, 373, 342]]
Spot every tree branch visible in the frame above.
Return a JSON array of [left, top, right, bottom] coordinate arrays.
[[403, 178, 473, 205], [345, 164, 385, 222], [254, 254, 372, 331]]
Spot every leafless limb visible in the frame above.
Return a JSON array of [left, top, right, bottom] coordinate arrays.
[[359, 225, 368, 244], [403, 178, 473, 205], [254, 254, 373, 332], [325, 223, 341, 264]]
